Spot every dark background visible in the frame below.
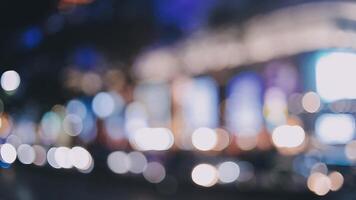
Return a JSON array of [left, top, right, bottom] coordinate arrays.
[[0, 0, 352, 199]]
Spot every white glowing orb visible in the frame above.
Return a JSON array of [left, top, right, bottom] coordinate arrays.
[[218, 161, 240, 183], [272, 125, 305, 148], [316, 52, 356, 102], [316, 114, 355, 144], [69, 146, 91, 170], [131, 128, 174, 151], [192, 127, 217, 151], [107, 151, 130, 174], [328, 171, 344, 191], [302, 92, 321, 113], [54, 146, 72, 169], [127, 151, 147, 174], [78, 157, 94, 174], [1, 70, 20, 92], [92, 92, 115, 118], [47, 147, 60, 169], [307, 172, 331, 196], [17, 144, 35, 164], [0, 143, 17, 164], [191, 163, 218, 187]]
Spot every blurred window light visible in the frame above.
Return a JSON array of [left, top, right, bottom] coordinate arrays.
[[264, 87, 288, 129], [191, 163, 218, 187], [191, 127, 217, 151], [133, 48, 179, 81], [0, 143, 17, 164], [226, 72, 263, 136], [182, 77, 218, 129], [316, 52, 356, 102], [1, 70, 20, 92], [92, 92, 115, 118], [264, 61, 299, 94], [315, 114, 355, 144], [272, 125, 305, 148], [217, 161, 240, 184], [130, 128, 174, 151], [134, 82, 171, 126]]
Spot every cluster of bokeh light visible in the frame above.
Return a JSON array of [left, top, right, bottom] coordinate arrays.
[[307, 163, 344, 196], [191, 160, 254, 187], [107, 151, 166, 183], [1, 47, 356, 197]]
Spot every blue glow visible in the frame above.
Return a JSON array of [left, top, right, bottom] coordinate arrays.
[[182, 77, 218, 128], [154, 0, 216, 32], [0, 161, 11, 169], [226, 72, 263, 136], [79, 110, 97, 143], [22, 27, 42, 49], [105, 115, 126, 140], [74, 48, 101, 69], [92, 92, 115, 118], [67, 99, 88, 119]]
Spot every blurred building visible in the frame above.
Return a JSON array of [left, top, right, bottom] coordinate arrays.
[[0, 0, 356, 199]]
